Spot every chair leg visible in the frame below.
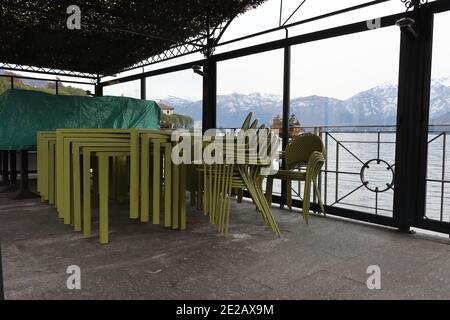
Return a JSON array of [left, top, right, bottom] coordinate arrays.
[[189, 165, 196, 207], [265, 177, 273, 204], [207, 165, 213, 216], [302, 179, 311, 224], [237, 188, 243, 203], [313, 178, 325, 215], [82, 152, 91, 238], [196, 169, 202, 210], [287, 180, 292, 211], [164, 144, 172, 227], [140, 138, 150, 222], [179, 164, 187, 230], [152, 141, 161, 225], [72, 149, 82, 232], [99, 154, 109, 244], [129, 130, 139, 220], [172, 163, 179, 229], [241, 167, 281, 236], [110, 157, 116, 201], [223, 166, 234, 235], [49, 144, 55, 205], [203, 166, 209, 215], [92, 157, 99, 209], [217, 165, 227, 233]]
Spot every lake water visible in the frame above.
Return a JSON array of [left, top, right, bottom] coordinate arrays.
[[268, 131, 450, 223]]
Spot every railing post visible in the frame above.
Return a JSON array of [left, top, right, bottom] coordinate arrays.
[[281, 45, 291, 208], [393, 8, 433, 232]]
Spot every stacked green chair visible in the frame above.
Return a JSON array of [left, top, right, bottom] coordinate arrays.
[[265, 133, 326, 223], [194, 112, 253, 219], [199, 113, 281, 236]]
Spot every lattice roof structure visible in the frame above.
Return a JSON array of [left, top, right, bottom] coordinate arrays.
[[0, 0, 266, 77]]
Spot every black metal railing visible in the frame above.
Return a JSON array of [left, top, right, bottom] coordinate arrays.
[[287, 124, 449, 223], [426, 125, 450, 223], [289, 125, 397, 217], [202, 124, 449, 223]]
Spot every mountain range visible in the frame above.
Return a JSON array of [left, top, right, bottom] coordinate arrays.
[[160, 77, 450, 128], [2, 69, 449, 127]]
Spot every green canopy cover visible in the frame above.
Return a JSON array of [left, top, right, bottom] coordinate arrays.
[[0, 89, 161, 150]]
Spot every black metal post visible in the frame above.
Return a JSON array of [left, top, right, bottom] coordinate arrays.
[[20, 150, 29, 191], [8, 150, 39, 199], [280, 45, 291, 208], [0, 151, 9, 186], [10, 77, 13, 89], [0, 151, 18, 193], [55, 80, 59, 95], [141, 77, 147, 100], [202, 57, 217, 133], [95, 82, 103, 97], [393, 8, 433, 232]]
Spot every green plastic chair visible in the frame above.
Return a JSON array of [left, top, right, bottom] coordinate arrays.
[[265, 133, 326, 223], [241, 112, 253, 130], [193, 111, 253, 207], [200, 120, 281, 236]]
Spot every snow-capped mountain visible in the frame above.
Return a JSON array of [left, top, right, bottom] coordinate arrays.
[[430, 78, 450, 123], [160, 78, 450, 128]]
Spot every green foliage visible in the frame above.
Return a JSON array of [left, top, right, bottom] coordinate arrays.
[[160, 112, 193, 129], [0, 77, 86, 96]]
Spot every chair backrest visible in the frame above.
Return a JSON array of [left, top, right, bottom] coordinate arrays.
[[241, 112, 253, 130], [285, 133, 325, 169], [250, 119, 259, 129]]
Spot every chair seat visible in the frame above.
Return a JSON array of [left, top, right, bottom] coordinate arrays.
[[272, 169, 306, 181]]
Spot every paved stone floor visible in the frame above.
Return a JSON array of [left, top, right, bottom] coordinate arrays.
[[1, 185, 450, 300]]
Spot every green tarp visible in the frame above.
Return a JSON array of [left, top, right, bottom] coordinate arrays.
[[0, 89, 161, 150]]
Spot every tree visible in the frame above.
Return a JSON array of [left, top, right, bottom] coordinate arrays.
[[160, 113, 194, 129]]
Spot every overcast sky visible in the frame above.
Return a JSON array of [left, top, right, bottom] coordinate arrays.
[[53, 0, 450, 101]]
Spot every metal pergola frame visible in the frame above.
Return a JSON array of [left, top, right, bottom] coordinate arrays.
[[96, 0, 450, 235], [1, 0, 450, 235]]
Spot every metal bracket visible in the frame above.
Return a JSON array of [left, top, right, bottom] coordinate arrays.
[[396, 17, 419, 38]]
